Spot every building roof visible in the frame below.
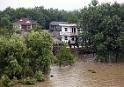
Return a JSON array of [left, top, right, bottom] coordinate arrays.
[[15, 18, 37, 25], [50, 21, 68, 25], [59, 23, 77, 27]]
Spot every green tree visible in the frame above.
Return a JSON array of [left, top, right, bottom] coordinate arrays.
[[91, 0, 99, 6], [0, 33, 26, 78], [26, 31, 54, 73], [57, 43, 75, 66], [79, 1, 124, 62], [0, 30, 54, 86]]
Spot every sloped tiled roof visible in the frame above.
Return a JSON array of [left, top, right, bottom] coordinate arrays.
[[16, 18, 32, 25]]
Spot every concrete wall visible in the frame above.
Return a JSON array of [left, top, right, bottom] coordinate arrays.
[[60, 26, 78, 43]]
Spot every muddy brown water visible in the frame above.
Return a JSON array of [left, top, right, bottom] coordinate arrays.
[[14, 57, 124, 87]]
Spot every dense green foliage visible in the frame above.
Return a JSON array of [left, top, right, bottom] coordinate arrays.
[[21, 77, 36, 85], [79, 0, 124, 62], [0, 2, 124, 87], [35, 71, 44, 81], [0, 34, 26, 77], [26, 31, 53, 73], [0, 7, 80, 29], [0, 0, 123, 86], [57, 43, 75, 66], [0, 31, 53, 86]]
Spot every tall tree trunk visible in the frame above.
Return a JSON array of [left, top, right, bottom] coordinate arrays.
[[109, 51, 111, 63], [115, 52, 118, 63]]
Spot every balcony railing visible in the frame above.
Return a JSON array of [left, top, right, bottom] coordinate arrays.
[[60, 32, 78, 36]]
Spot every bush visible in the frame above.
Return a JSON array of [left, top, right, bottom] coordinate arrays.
[[57, 43, 75, 66], [1, 75, 11, 87], [0, 31, 54, 86], [0, 34, 26, 78], [0, 79, 4, 87], [26, 31, 54, 73], [21, 77, 36, 85], [35, 71, 44, 81], [1, 75, 18, 87]]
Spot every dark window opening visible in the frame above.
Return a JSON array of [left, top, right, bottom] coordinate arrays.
[[65, 36, 68, 40], [74, 28, 76, 33], [71, 36, 75, 41], [72, 27, 76, 33], [65, 28, 67, 31]]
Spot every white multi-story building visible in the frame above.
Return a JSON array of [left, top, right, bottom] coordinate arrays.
[[59, 24, 78, 43], [49, 22, 79, 44]]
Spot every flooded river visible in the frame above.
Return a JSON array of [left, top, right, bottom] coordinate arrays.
[[14, 58, 124, 87]]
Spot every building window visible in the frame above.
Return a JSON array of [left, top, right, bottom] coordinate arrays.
[[21, 25, 27, 29], [65, 36, 68, 40], [71, 36, 75, 41], [72, 27, 76, 33], [74, 28, 76, 33], [27, 25, 31, 29], [65, 28, 67, 31]]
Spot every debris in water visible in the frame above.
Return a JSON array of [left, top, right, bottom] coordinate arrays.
[[50, 75, 54, 77], [88, 69, 96, 73]]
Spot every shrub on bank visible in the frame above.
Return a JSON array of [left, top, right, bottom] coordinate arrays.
[[0, 31, 54, 86], [0, 75, 18, 87], [26, 31, 54, 73], [57, 43, 75, 66], [35, 71, 44, 81], [21, 77, 36, 85]]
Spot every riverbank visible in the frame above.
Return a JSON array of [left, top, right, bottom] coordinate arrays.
[[14, 58, 124, 87]]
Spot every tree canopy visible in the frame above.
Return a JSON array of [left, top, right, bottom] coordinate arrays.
[[79, 1, 124, 62], [0, 7, 80, 30]]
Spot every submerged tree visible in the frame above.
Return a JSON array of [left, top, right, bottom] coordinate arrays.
[[26, 31, 54, 73], [0, 30, 54, 86], [57, 43, 75, 66], [79, 0, 124, 62], [0, 33, 26, 79]]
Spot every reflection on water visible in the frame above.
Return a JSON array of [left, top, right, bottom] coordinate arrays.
[[14, 58, 124, 87]]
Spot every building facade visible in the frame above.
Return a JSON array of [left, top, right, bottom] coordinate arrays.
[[13, 18, 37, 35], [49, 22, 79, 44], [49, 22, 68, 40], [59, 24, 78, 43]]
